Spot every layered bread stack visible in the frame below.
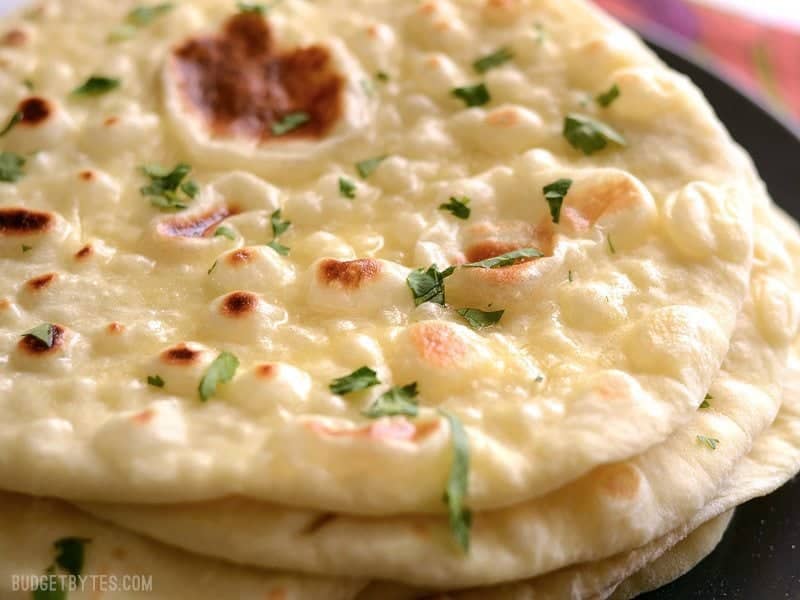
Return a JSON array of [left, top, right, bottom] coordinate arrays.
[[0, 0, 799, 598]]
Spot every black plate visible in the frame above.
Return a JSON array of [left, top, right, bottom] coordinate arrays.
[[633, 28, 800, 600]]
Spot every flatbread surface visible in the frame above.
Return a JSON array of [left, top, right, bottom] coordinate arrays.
[[0, 0, 761, 515]]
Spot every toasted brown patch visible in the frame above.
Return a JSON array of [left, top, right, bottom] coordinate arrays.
[[18, 96, 51, 126], [485, 107, 519, 127], [318, 258, 381, 289], [410, 322, 468, 369], [265, 590, 287, 600], [597, 464, 641, 501], [75, 244, 92, 260], [78, 170, 95, 181], [131, 409, 155, 425], [160, 343, 202, 365], [2, 29, 27, 46], [0, 298, 10, 310], [110, 546, 127, 560], [300, 513, 337, 536], [226, 247, 257, 266], [462, 221, 555, 284], [172, 13, 344, 141], [255, 363, 277, 379], [0, 207, 54, 236], [562, 177, 642, 232], [25, 272, 57, 292], [18, 323, 65, 355], [157, 205, 237, 238], [106, 322, 125, 335], [220, 291, 258, 317], [104, 116, 119, 126], [418, 2, 438, 15]]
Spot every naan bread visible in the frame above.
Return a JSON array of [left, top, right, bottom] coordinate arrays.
[[0, 491, 365, 600], [608, 511, 734, 600], [0, 0, 762, 515], [356, 348, 800, 598], [78, 201, 800, 588]]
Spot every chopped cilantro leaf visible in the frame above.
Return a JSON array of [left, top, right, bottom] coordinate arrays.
[[329, 366, 381, 395], [271, 111, 310, 136], [22, 323, 54, 348], [473, 47, 514, 74], [463, 248, 543, 269], [110, 3, 174, 41], [596, 83, 620, 107], [607, 234, 616, 254], [376, 71, 390, 82], [439, 196, 471, 220], [54, 537, 91, 577], [0, 152, 25, 182], [440, 409, 471, 552], [72, 76, 120, 96], [237, 1, 267, 14], [0, 110, 21, 137], [452, 83, 490, 107], [697, 435, 720, 450], [22, 244, 32, 253], [140, 163, 197, 211], [214, 226, 236, 240], [456, 308, 504, 330], [198, 351, 239, 402], [356, 155, 388, 179], [407, 264, 456, 306], [147, 375, 165, 388], [563, 113, 626, 155], [542, 178, 572, 224], [363, 382, 419, 418], [339, 176, 357, 199]]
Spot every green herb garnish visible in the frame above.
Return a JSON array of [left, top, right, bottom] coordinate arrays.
[[329, 366, 381, 395], [542, 178, 572, 224], [697, 435, 720, 450], [54, 537, 90, 577], [440, 410, 471, 552], [109, 3, 174, 41], [0, 152, 25, 182], [452, 83, 490, 107], [198, 352, 239, 402], [376, 71, 390, 82], [147, 375, 165, 388], [214, 226, 236, 240], [363, 383, 419, 418], [208, 260, 218, 275], [407, 264, 456, 306], [439, 196, 471, 220], [456, 308, 504, 330], [22, 244, 32, 253], [0, 110, 21, 137], [700, 393, 712, 409], [237, 1, 267, 13], [596, 84, 620, 107], [563, 113, 626, 155], [72, 76, 120, 96], [607, 234, 616, 254], [22, 323, 55, 348], [339, 177, 357, 199], [265, 208, 291, 255], [271, 111, 310, 136], [473, 47, 514, 74], [140, 163, 198, 211], [463, 248, 543, 269], [356, 155, 388, 179]]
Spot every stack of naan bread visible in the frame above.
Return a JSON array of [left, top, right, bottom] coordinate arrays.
[[1, 0, 798, 597]]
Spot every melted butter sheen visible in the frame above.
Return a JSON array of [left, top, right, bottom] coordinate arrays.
[[0, 0, 779, 514]]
